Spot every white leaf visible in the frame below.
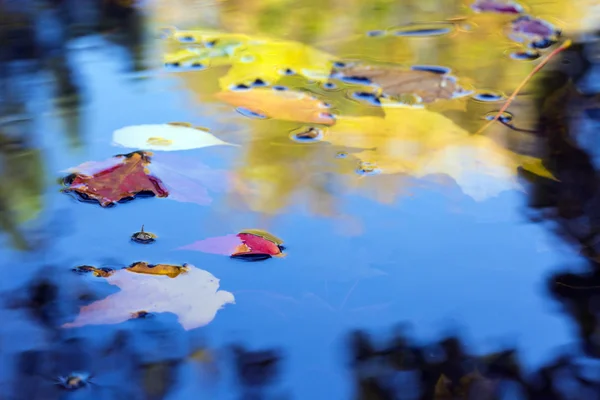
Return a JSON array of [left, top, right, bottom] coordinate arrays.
[[63, 264, 235, 330], [112, 123, 235, 151]]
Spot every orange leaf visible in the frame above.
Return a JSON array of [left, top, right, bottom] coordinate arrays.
[[215, 88, 336, 125], [125, 262, 190, 278]]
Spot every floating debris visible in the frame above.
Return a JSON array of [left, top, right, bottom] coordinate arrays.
[[356, 161, 382, 176], [56, 372, 93, 390], [289, 127, 325, 143], [131, 225, 157, 244]]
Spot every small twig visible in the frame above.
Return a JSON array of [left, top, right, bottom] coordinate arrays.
[[475, 39, 572, 135]]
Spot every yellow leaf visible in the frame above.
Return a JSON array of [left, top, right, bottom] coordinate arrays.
[[324, 107, 554, 201], [219, 40, 335, 88]]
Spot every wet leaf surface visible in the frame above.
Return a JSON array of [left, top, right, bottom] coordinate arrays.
[[215, 88, 336, 125], [112, 123, 234, 151], [63, 263, 234, 330], [332, 64, 467, 103], [62, 151, 169, 207]]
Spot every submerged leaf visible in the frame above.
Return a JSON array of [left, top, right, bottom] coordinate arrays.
[[508, 15, 559, 43], [62, 151, 169, 207], [63, 263, 234, 330], [112, 123, 235, 151], [471, 0, 524, 14], [333, 65, 467, 103], [215, 88, 336, 125], [325, 108, 554, 201]]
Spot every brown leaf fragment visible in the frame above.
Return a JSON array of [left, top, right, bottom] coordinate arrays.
[[335, 65, 460, 103]]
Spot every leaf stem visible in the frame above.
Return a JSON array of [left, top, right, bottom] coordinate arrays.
[[475, 39, 572, 135]]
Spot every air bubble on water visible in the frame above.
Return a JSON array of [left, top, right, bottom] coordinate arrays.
[[280, 68, 295, 75], [289, 127, 325, 143], [272, 85, 288, 91], [236, 107, 268, 119], [471, 91, 505, 102], [484, 110, 514, 123], [336, 152, 348, 159]]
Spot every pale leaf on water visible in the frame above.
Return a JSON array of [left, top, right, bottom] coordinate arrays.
[[63, 264, 234, 331], [112, 123, 236, 151]]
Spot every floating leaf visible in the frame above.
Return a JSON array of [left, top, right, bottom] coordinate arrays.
[[125, 262, 189, 278], [215, 88, 335, 125], [471, 0, 524, 14], [238, 229, 284, 245], [63, 263, 234, 330], [112, 123, 235, 151], [62, 151, 169, 207], [332, 64, 468, 103], [178, 231, 284, 260]]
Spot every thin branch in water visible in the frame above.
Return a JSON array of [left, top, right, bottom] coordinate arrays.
[[476, 39, 573, 135]]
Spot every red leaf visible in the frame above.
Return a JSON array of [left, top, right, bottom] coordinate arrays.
[[62, 151, 169, 207], [236, 233, 281, 256], [178, 232, 284, 259]]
